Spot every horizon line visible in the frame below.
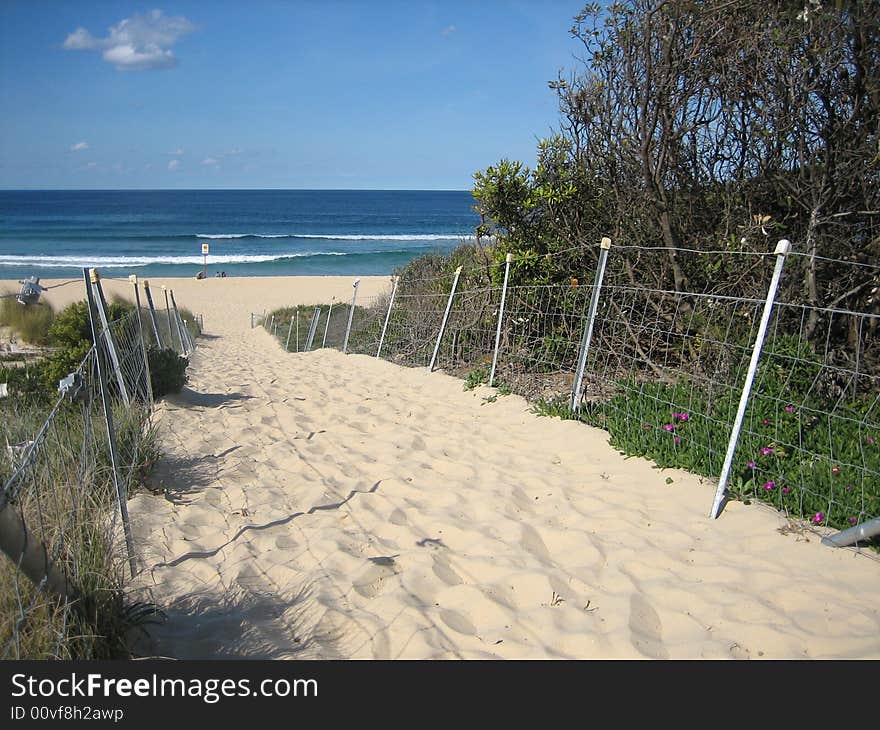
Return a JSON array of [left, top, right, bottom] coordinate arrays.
[[0, 187, 474, 193]]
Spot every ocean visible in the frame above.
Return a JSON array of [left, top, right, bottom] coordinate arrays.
[[0, 189, 480, 280]]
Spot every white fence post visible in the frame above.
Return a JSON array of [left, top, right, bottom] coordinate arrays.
[[130, 274, 154, 405], [83, 269, 137, 577], [428, 265, 463, 372], [285, 314, 295, 351], [90, 270, 130, 406], [169, 290, 191, 355], [163, 286, 182, 354], [142, 280, 163, 348], [489, 253, 513, 387], [376, 276, 399, 359], [342, 279, 360, 353], [306, 307, 320, 350], [570, 237, 612, 412], [322, 301, 334, 348], [709, 239, 791, 519]]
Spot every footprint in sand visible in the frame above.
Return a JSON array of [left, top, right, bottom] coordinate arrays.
[[389, 508, 408, 526], [628, 594, 669, 659], [431, 555, 462, 586], [352, 559, 398, 599], [439, 609, 477, 636], [520, 524, 552, 565]]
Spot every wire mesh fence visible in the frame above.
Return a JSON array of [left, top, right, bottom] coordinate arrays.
[[258, 241, 880, 547], [0, 271, 197, 658]]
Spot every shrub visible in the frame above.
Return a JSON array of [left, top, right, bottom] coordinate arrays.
[[48, 300, 132, 351], [148, 347, 188, 397]]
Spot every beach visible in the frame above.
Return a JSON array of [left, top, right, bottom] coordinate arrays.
[[5, 274, 880, 659]]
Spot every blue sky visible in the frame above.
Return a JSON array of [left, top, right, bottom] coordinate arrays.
[[0, 1, 589, 190]]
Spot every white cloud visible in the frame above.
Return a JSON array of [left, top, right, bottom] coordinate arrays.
[[168, 159, 180, 171], [62, 10, 197, 71], [169, 148, 184, 156], [63, 27, 100, 50], [70, 141, 89, 152], [441, 25, 457, 38], [201, 157, 218, 166], [86, 162, 97, 168]]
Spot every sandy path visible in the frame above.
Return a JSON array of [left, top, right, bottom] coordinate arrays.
[[125, 295, 880, 660]]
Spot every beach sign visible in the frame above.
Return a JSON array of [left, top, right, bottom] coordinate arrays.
[[202, 243, 209, 254], [201, 243, 209, 277]]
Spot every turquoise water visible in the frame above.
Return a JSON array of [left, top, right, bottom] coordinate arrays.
[[0, 189, 480, 279]]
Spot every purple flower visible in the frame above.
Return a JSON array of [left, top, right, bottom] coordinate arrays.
[[663, 424, 675, 432], [763, 481, 775, 491], [848, 517, 857, 526], [760, 447, 774, 456], [812, 512, 825, 525], [675, 412, 689, 422], [781, 486, 791, 494], [747, 461, 756, 469], [867, 436, 874, 445], [784, 405, 795, 413], [762, 418, 771, 426], [674, 436, 681, 444]]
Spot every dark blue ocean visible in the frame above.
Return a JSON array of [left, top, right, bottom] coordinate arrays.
[[0, 190, 480, 279]]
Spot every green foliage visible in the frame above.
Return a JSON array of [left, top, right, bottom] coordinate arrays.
[[0, 394, 161, 658], [533, 354, 879, 535], [0, 362, 54, 404], [48, 300, 132, 351], [464, 366, 489, 390], [148, 347, 188, 397], [0, 298, 55, 345]]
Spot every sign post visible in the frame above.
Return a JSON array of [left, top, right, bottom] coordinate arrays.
[[201, 242, 209, 278]]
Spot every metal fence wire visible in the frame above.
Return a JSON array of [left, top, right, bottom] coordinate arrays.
[[0, 271, 197, 658], [261, 241, 880, 549]]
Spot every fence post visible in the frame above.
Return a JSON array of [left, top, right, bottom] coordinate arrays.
[[322, 301, 334, 348], [251, 312, 255, 329], [171, 289, 192, 355], [295, 311, 300, 352], [709, 240, 791, 519], [342, 279, 360, 353], [90, 270, 130, 406], [570, 237, 612, 411], [376, 276, 399, 359], [306, 306, 320, 350], [285, 314, 295, 351], [82, 269, 137, 578], [142, 280, 163, 348], [130, 275, 154, 405], [489, 254, 513, 386], [428, 266, 463, 372], [162, 286, 181, 353]]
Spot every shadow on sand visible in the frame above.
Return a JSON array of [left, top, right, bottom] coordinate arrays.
[[165, 387, 254, 409], [129, 578, 339, 659]]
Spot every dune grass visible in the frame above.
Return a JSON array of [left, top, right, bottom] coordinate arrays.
[[0, 394, 162, 659], [0, 296, 55, 345]]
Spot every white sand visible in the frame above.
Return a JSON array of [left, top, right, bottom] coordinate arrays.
[[6, 276, 879, 659]]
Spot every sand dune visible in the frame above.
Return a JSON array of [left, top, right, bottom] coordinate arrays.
[[6, 275, 878, 658]]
